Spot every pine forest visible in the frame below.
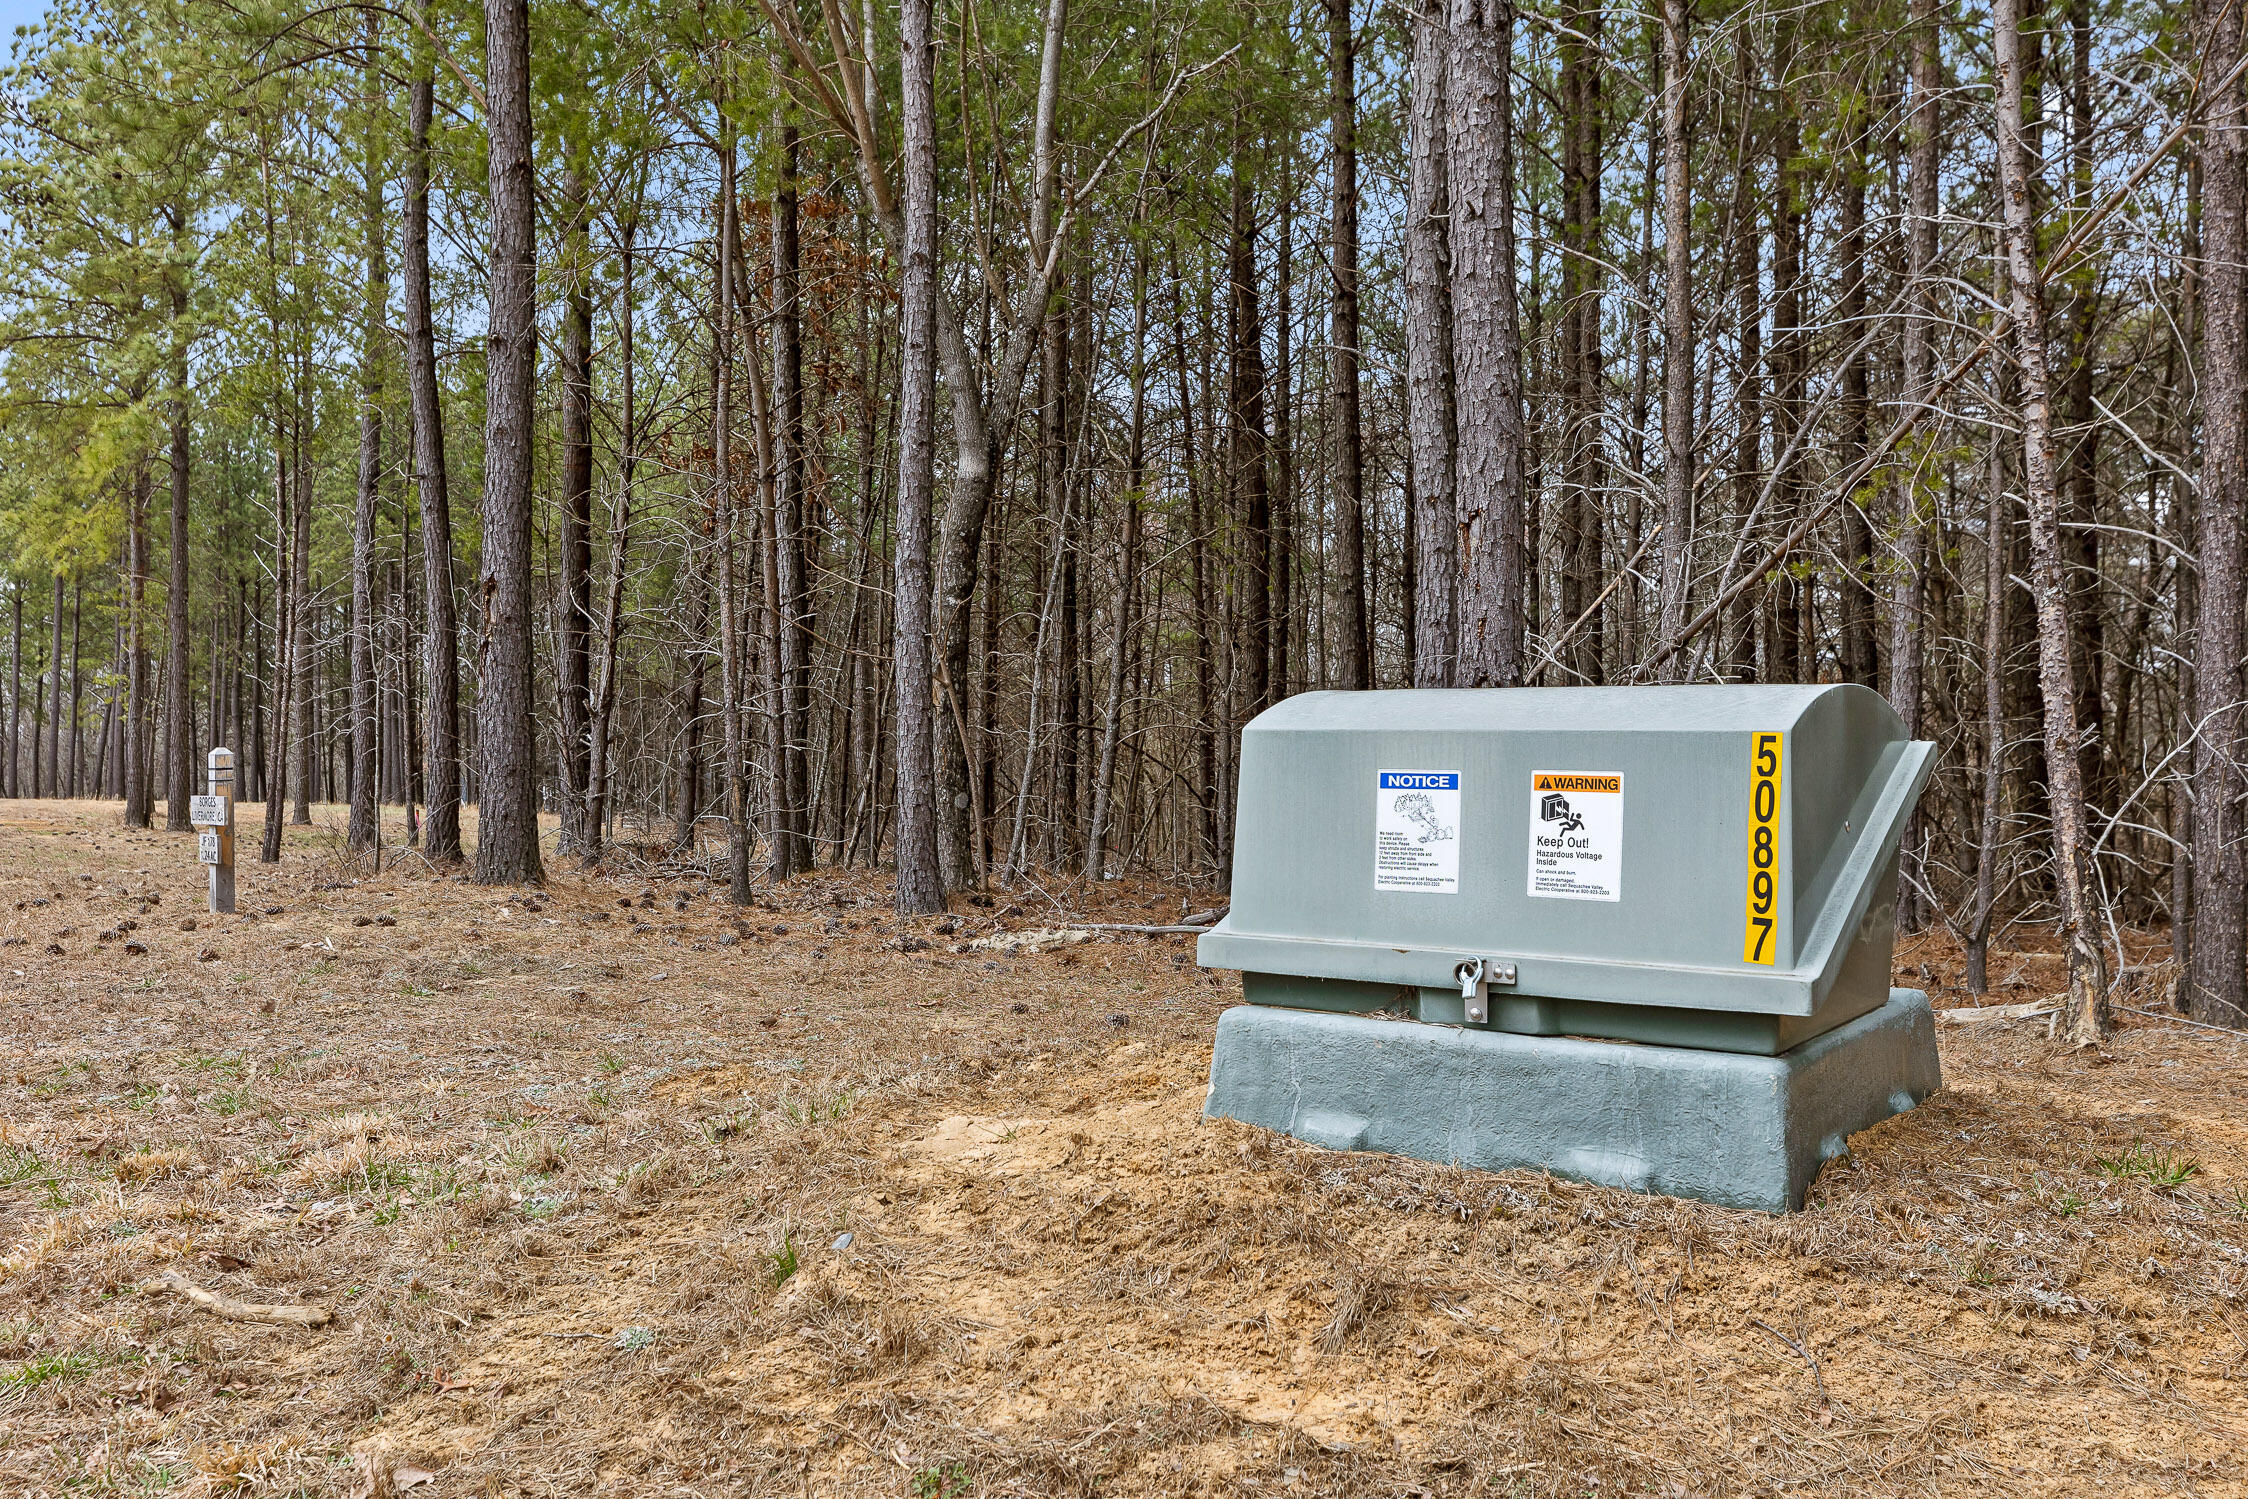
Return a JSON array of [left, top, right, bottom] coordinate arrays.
[[3, 0, 2245, 1045]]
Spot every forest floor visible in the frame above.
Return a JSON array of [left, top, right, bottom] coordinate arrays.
[[0, 797, 2243, 1498]]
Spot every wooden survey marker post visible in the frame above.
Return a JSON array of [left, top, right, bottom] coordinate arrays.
[[192, 748, 236, 915]]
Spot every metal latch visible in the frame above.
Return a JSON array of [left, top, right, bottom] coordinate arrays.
[[1452, 958, 1518, 1025]]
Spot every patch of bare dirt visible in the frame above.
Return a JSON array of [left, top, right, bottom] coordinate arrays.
[[1, 798, 2243, 1496]]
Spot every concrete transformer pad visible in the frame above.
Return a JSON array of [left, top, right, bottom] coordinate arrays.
[[1205, 988, 1940, 1213]]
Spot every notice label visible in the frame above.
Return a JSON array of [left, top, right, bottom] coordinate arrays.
[[1527, 771, 1623, 901], [189, 794, 227, 827], [197, 832, 221, 865], [1375, 770, 1461, 893]]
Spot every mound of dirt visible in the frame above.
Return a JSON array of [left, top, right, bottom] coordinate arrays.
[[0, 798, 2242, 1496]]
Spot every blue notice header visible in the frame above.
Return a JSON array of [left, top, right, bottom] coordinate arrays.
[[1379, 770, 1459, 791]]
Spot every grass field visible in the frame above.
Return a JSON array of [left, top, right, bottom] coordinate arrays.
[[0, 797, 2242, 1496]]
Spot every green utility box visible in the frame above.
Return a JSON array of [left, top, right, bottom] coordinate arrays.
[[1199, 684, 1942, 1212]]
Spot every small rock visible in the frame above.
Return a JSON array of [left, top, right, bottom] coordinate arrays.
[[831, 1232, 854, 1252], [717, 932, 740, 948]]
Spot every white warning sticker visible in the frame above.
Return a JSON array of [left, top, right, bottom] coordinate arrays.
[[1527, 771, 1623, 901], [1375, 770, 1461, 893]]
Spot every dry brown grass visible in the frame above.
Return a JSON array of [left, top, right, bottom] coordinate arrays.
[[0, 797, 2244, 1495]]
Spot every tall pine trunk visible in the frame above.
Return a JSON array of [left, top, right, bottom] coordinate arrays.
[[557, 161, 596, 854], [473, 0, 545, 884], [892, 0, 944, 914], [1405, 0, 1457, 687], [1653, 0, 1692, 675], [772, 112, 813, 877], [1448, 0, 1526, 688], [1330, 0, 1372, 689], [406, 0, 462, 862], [2192, 0, 2248, 1025], [1994, 0, 2109, 1043], [350, 31, 386, 854]]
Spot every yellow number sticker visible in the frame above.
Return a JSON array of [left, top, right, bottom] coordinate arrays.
[[1742, 731, 1783, 965]]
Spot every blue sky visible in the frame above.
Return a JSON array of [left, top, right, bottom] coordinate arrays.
[[1, 0, 50, 50]]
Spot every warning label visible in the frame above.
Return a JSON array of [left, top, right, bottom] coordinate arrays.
[[1375, 770, 1461, 893], [1527, 771, 1623, 901]]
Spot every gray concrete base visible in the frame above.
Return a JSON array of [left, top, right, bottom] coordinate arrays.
[[1204, 988, 1940, 1212]]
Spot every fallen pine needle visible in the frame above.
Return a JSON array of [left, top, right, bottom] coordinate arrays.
[[158, 1269, 331, 1327]]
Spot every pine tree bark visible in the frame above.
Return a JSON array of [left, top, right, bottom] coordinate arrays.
[[1994, 0, 2109, 1042], [165, 273, 193, 828], [406, 1, 461, 863], [2191, 0, 2248, 1025], [771, 111, 812, 877], [124, 462, 151, 827], [557, 161, 595, 854], [892, 0, 945, 914], [1330, 0, 1372, 689], [47, 573, 64, 798], [1229, 161, 1273, 718], [1405, 0, 1459, 687], [1837, 137, 1877, 688], [1767, 21, 1805, 682], [584, 211, 636, 861], [1653, 0, 1693, 677], [7, 586, 20, 796], [1892, 0, 1938, 726], [1557, 0, 1604, 682], [473, 0, 545, 884], [1449, 0, 1527, 688], [715, 124, 754, 906], [349, 42, 386, 854], [258, 438, 289, 861], [1085, 243, 1145, 881], [1726, 31, 1761, 681]]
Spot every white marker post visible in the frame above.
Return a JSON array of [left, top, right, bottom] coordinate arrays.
[[193, 748, 236, 915]]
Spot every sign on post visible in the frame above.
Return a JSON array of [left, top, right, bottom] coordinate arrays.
[[199, 748, 236, 915]]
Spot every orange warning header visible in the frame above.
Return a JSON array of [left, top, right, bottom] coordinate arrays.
[[1533, 773, 1621, 794]]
